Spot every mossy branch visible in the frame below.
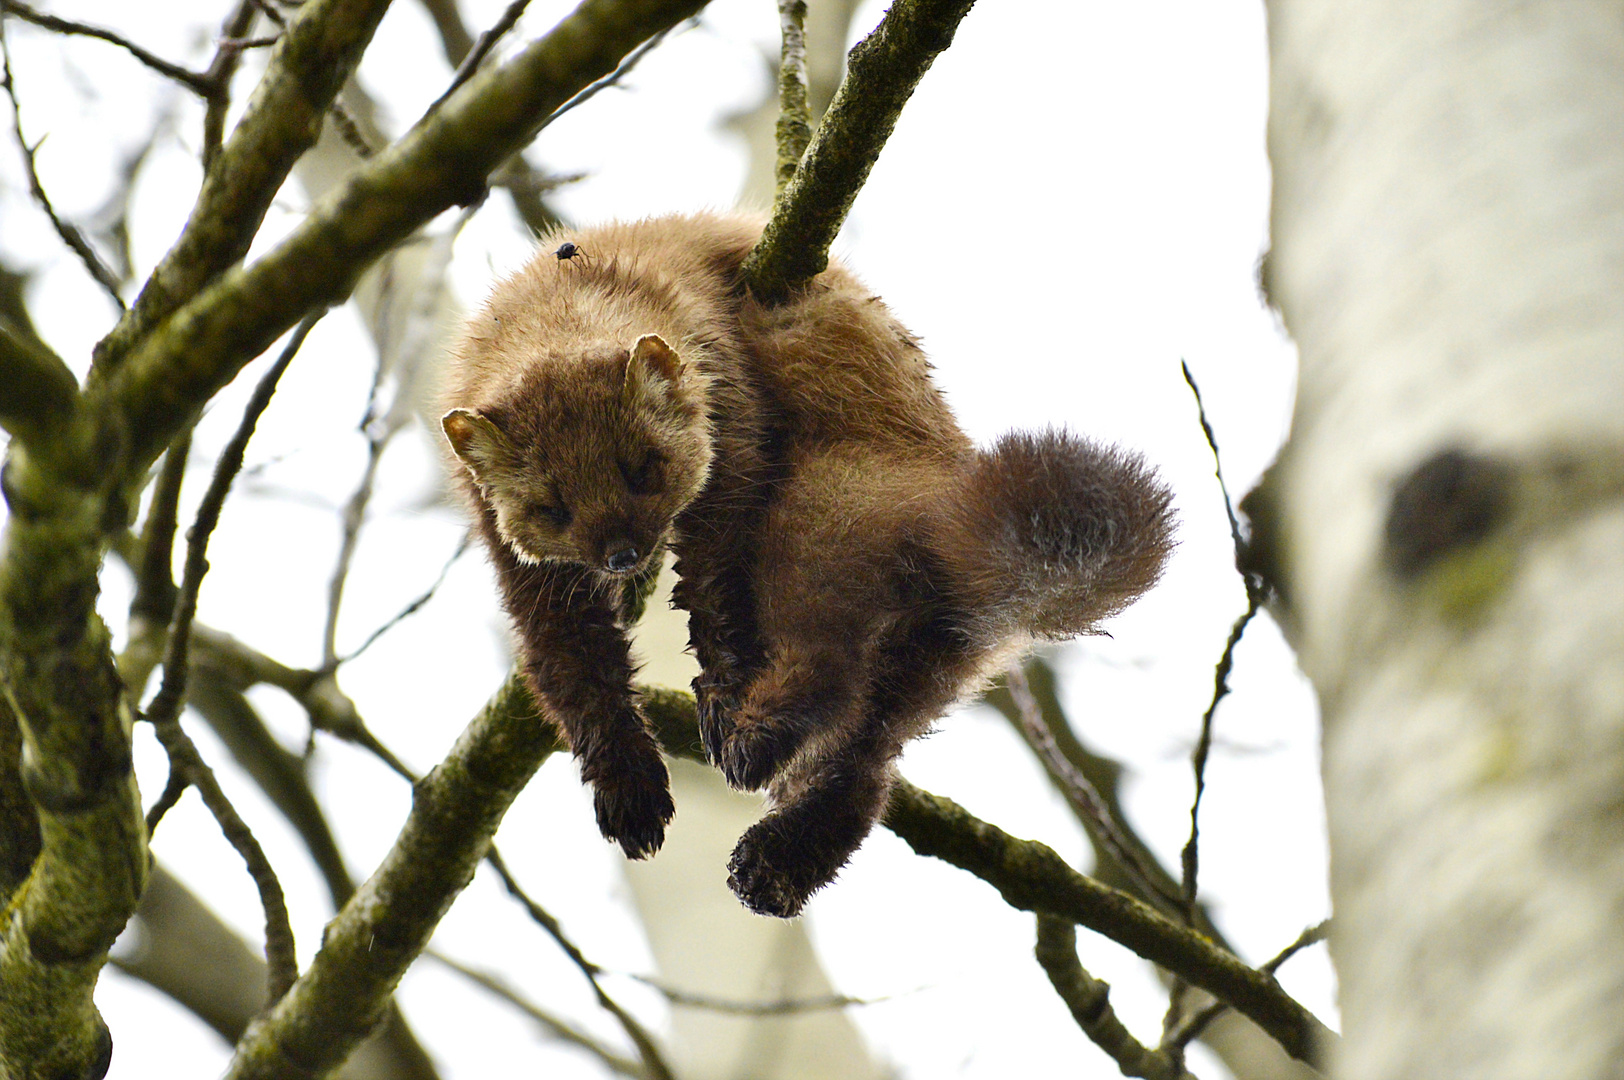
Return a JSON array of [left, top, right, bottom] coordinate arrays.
[[225, 670, 1329, 1078], [91, 0, 395, 373], [93, 0, 710, 478], [1034, 914, 1191, 1080], [221, 672, 555, 1080], [0, 318, 77, 444], [772, 0, 811, 196], [882, 780, 1334, 1069], [741, 0, 978, 299], [0, 441, 146, 1079]]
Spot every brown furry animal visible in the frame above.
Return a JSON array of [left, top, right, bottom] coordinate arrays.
[[442, 213, 1173, 916]]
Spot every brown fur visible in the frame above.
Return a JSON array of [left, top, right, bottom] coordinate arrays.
[[442, 213, 1174, 912]]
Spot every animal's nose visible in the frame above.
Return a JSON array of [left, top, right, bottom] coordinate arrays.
[[605, 545, 639, 574]]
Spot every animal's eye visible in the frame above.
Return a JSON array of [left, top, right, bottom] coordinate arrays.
[[530, 500, 571, 528], [618, 454, 665, 496]]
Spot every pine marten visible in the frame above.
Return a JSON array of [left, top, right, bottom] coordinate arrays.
[[442, 213, 1174, 917]]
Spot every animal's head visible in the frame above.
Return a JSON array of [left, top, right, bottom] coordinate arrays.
[[443, 334, 713, 575]]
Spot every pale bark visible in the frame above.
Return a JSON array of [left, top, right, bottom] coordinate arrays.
[[1263, 3, 1624, 1077]]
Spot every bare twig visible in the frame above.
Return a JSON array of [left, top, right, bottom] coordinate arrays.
[[1035, 914, 1191, 1080], [773, 0, 811, 195], [426, 953, 645, 1078], [130, 434, 191, 627], [1, 22, 126, 309], [1005, 662, 1184, 915], [321, 211, 471, 667], [536, 20, 691, 134], [0, 0, 213, 94], [1167, 920, 1331, 1053], [482, 848, 677, 1080], [326, 98, 376, 159], [143, 315, 321, 1006], [200, 1, 262, 171], [427, 0, 534, 114], [1177, 361, 1268, 919], [629, 973, 884, 1016], [338, 533, 471, 665]]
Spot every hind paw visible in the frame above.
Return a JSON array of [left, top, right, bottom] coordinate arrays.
[[726, 817, 840, 918]]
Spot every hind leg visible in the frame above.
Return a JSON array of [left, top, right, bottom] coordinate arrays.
[[727, 728, 901, 918]]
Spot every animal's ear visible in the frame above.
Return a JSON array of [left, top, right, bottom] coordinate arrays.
[[627, 334, 684, 391], [441, 408, 508, 484]]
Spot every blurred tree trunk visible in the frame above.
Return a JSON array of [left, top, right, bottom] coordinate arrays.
[[1261, 3, 1624, 1077]]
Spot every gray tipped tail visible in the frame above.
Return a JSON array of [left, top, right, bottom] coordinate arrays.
[[933, 430, 1175, 639]]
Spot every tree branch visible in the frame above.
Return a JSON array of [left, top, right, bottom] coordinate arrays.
[[219, 664, 1331, 1078], [0, 0, 213, 95], [93, 0, 711, 480], [1034, 914, 1191, 1080], [0, 318, 77, 444], [772, 0, 810, 196], [740, 0, 978, 298], [881, 780, 1335, 1068]]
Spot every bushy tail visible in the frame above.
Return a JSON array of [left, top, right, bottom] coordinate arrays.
[[929, 430, 1175, 640]]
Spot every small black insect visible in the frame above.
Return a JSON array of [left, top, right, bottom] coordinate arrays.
[[554, 241, 591, 264]]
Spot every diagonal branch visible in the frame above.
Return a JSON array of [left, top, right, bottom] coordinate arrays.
[[882, 780, 1335, 1068], [741, 0, 979, 298]]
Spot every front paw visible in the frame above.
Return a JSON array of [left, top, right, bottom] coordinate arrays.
[[693, 670, 743, 765], [592, 764, 675, 860], [717, 722, 793, 791], [727, 817, 828, 919]]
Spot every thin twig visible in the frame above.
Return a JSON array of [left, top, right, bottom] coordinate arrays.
[[535, 20, 691, 133], [144, 314, 322, 1005], [326, 98, 376, 159], [483, 847, 677, 1080], [1, 22, 127, 309], [130, 433, 192, 626], [1166, 920, 1331, 1053], [773, 0, 811, 196], [426, 0, 534, 115], [0, 0, 213, 94], [1181, 361, 1248, 560], [425, 953, 645, 1078], [338, 532, 471, 665], [201, 1, 260, 172], [628, 972, 884, 1016], [143, 761, 189, 835], [1035, 914, 1191, 1080], [1177, 361, 1268, 919], [1006, 662, 1184, 915]]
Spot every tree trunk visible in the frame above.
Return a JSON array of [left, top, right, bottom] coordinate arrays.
[[1262, 3, 1624, 1077]]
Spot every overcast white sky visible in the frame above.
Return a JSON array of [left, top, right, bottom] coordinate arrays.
[[0, 1, 1330, 1077]]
